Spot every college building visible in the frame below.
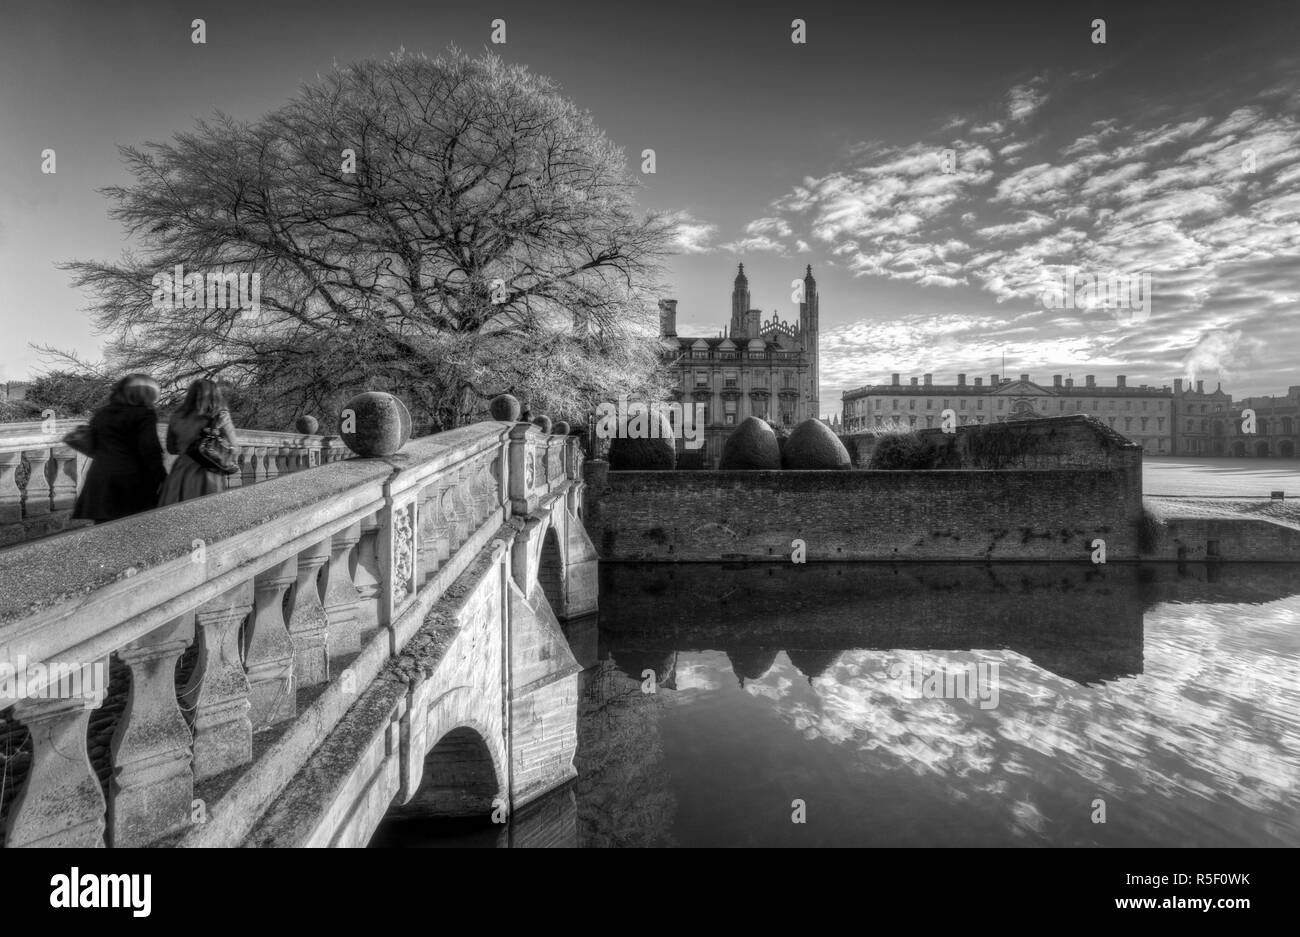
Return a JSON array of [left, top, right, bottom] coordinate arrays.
[[659, 263, 820, 467], [842, 372, 1175, 454]]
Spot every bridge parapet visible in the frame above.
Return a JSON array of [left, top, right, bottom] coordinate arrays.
[[0, 420, 594, 848], [0, 419, 352, 548]]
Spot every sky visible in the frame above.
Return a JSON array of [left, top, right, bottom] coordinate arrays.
[[2, 0, 1298, 412]]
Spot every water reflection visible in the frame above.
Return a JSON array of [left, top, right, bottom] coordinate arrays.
[[569, 563, 1300, 847]]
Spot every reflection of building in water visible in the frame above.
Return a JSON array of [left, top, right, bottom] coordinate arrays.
[[600, 562, 1150, 685], [786, 649, 843, 684], [726, 647, 780, 686]]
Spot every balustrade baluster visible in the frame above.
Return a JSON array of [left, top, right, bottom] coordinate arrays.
[[245, 559, 297, 728], [0, 451, 22, 524], [109, 614, 195, 846], [287, 539, 331, 686], [323, 522, 363, 658], [4, 668, 109, 847], [20, 449, 52, 517], [263, 445, 281, 482], [354, 514, 382, 629], [181, 583, 254, 780], [252, 446, 269, 484], [50, 445, 78, 513]]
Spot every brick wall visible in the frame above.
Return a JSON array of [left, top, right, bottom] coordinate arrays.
[[585, 467, 1142, 562]]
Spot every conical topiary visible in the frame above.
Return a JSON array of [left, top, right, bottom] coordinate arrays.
[[608, 408, 676, 470], [782, 418, 851, 469], [719, 416, 781, 469], [489, 394, 522, 422]]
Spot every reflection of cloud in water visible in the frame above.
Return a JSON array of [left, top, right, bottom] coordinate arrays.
[[729, 598, 1300, 845]]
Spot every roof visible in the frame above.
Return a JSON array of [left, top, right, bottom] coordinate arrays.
[[843, 379, 1172, 399]]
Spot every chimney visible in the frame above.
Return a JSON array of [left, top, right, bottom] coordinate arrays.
[[1020, 373, 1029, 382], [1053, 374, 1062, 388], [991, 374, 999, 386], [1174, 378, 1183, 394], [1065, 378, 1074, 387], [910, 377, 919, 386], [1116, 375, 1127, 388], [891, 373, 900, 386], [1196, 380, 1204, 394], [1086, 375, 1096, 388], [957, 373, 966, 385], [923, 373, 932, 386], [974, 377, 983, 386], [658, 299, 677, 337]]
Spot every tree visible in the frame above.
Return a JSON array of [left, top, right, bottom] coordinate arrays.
[[23, 370, 115, 418], [61, 49, 676, 431]]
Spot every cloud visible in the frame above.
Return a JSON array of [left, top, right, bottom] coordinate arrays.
[[1006, 81, 1047, 122], [728, 67, 1300, 396], [670, 212, 718, 254]]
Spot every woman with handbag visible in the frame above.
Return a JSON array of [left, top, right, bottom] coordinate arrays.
[[71, 374, 167, 524], [159, 379, 240, 506]]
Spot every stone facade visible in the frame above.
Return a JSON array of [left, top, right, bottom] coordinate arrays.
[[659, 264, 820, 468], [843, 372, 1173, 454]]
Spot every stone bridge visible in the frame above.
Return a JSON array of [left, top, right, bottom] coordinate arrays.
[[0, 420, 598, 847]]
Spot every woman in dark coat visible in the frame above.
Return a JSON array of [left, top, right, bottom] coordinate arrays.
[[71, 374, 167, 524], [159, 379, 239, 506]]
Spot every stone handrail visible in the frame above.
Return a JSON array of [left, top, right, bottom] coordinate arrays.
[[0, 419, 352, 548], [0, 419, 580, 847]]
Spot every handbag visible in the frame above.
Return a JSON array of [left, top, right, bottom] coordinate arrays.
[[188, 415, 240, 475], [62, 424, 96, 457]]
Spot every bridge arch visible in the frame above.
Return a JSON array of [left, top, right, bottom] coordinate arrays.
[[539, 524, 565, 612], [389, 723, 504, 821]]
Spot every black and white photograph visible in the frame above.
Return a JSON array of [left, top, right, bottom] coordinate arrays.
[[0, 0, 1296, 893]]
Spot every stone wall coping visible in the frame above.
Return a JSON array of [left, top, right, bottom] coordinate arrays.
[[0, 419, 347, 451], [384, 423, 512, 499], [0, 458, 395, 669]]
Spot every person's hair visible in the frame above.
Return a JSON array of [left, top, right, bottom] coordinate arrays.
[[179, 379, 228, 419], [109, 373, 160, 408]]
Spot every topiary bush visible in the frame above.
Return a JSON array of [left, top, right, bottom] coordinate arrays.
[[868, 428, 932, 469], [295, 414, 319, 435], [531, 414, 553, 434], [782, 418, 851, 469], [552, 420, 570, 436], [720, 416, 781, 469], [608, 409, 676, 470]]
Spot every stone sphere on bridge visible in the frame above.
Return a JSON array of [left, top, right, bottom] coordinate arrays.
[[531, 414, 553, 434], [552, 420, 571, 436], [339, 392, 412, 457], [719, 416, 780, 470], [295, 414, 319, 435], [782, 418, 851, 469], [489, 394, 522, 422]]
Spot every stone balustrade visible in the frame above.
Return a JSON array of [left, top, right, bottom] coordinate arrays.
[[0, 420, 351, 548], [0, 419, 588, 847]]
